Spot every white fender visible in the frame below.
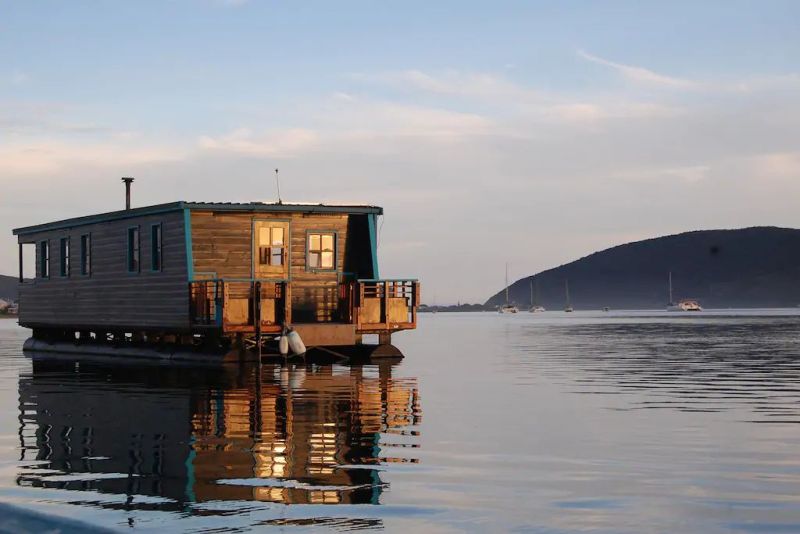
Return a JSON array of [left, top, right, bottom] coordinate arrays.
[[278, 335, 289, 356], [286, 329, 306, 355]]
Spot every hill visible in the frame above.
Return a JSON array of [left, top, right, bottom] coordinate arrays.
[[0, 275, 19, 301], [486, 227, 800, 310]]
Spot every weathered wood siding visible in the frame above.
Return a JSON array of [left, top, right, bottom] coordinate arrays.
[[190, 210, 361, 322], [17, 210, 188, 330]]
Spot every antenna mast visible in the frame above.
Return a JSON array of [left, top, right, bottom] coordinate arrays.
[[275, 168, 283, 204]]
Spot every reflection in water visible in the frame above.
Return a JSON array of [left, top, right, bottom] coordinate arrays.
[[16, 359, 421, 518], [515, 318, 800, 421]]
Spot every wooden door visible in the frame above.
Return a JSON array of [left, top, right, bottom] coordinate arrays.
[[254, 221, 289, 279], [253, 220, 289, 326]]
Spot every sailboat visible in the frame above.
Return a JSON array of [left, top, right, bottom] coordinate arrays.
[[529, 277, 545, 312], [498, 263, 519, 313], [564, 279, 574, 312], [666, 271, 702, 312]]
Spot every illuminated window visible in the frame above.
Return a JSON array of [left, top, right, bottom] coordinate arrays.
[[307, 232, 335, 270], [258, 226, 285, 266]]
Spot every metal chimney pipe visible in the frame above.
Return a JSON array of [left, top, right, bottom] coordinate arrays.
[[122, 177, 134, 210]]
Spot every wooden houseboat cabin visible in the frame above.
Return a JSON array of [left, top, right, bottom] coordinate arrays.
[[12, 200, 419, 360]]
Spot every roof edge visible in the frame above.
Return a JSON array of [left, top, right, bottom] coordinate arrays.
[[12, 201, 384, 236]]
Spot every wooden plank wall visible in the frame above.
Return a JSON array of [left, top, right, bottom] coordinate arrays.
[[190, 211, 351, 322], [17, 210, 189, 330]]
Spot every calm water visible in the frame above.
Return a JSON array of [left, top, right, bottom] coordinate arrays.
[[2, 310, 800, 532]]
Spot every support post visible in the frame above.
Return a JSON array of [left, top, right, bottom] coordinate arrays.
[[18, 243, 23, 283]]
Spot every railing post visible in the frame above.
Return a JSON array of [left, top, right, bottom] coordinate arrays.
[[383, 280, 389, 327]]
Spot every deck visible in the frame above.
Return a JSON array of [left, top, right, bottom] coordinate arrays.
[[189, 278, 419, 341]]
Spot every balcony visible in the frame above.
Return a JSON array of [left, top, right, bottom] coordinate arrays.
[[189, 279, 418, 336]]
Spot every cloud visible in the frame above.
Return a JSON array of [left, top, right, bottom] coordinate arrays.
[[10, 72, 29, 85], [198, 128, 318, 157], [577, 49, 699, 89]]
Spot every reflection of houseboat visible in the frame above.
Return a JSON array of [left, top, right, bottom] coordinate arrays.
[[18, 357, 421, 510], [12, 181, 419, 360]]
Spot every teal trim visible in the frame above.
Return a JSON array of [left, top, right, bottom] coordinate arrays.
[[12, 201, 381, 236], [367, 214, 379, 279], [183, 209, 194, 281], [13, 202, 185, 236]]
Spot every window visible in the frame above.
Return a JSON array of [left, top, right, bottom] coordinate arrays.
[[307, 232, 335, 270], [127, 227, 140, 272], [38, 240, 49, 278], [59, 237, 70, 277], [80, 234, 91, 276], [151, 224, 162, 271], [258, 226, 285, 266]]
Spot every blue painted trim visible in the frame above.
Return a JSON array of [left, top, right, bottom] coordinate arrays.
[[12, 202, 381, 236], [183, 209, 194, 281], [150, 223, 163, 272], [368, 214, 379, 279], [13, 203, 185, 236], [304, 229, 338, 273]]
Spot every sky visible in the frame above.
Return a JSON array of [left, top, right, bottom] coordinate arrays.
[[1, 0, 799, 303]]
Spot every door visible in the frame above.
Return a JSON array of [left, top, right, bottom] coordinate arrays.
[[254, 221, 289, 279], [253, 220, 290, 326]]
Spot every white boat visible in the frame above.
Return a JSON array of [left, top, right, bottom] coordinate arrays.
[[499, 263, 519, 313], [528, 277, 546, 312], [564, 279, 574, 312], [666, 272, 702, 311]]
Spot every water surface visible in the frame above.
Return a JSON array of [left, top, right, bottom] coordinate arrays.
[[2, 310, 800, 532]]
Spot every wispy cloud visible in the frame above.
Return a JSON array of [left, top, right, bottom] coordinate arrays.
[[577, 50, 698, 89], [198, 128, 318, 157]]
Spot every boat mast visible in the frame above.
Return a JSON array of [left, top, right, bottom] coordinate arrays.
[[565, 279, 571, 307], [668, 271, 674, 305], [530, 279, 534, 306], [505, 263, 510, 305]]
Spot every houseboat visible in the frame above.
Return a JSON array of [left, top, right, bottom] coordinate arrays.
[[12, 193, 419, 361]]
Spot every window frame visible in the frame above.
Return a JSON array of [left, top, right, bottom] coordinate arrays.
[[127, 226, 140, 273], [59, 237, 70, 277], [150, 223, 163, 272], [38, 240, 50, 279], [305, 230, 337, 272], [80, 233, 91, 276]]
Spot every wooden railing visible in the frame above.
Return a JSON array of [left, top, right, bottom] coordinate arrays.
[[190, 278, 418, 334], [189, 279, 290, 333], [351, 279, 419, 332]]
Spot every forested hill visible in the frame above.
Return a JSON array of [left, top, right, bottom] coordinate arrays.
[[0, 275, 18, 300], [486, 227, 800, 310]]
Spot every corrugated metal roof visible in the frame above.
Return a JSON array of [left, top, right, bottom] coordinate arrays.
[[12, 201, 383, 236]]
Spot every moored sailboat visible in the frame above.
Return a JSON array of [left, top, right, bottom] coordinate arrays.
[[529, 277, 546, 312], [666, 272, 703, 311], [564, 279, 574, 312], [499, 263, 519, 313]]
